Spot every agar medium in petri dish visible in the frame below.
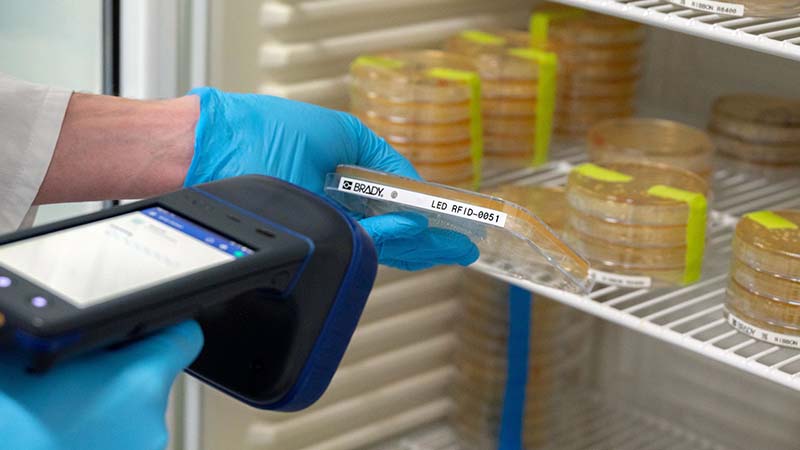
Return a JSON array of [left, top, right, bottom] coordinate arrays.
[[325, 165, 593, 294], [732, 210, 800, 280], [711, 132, 800, 165], [587, 118, 715, 178], [709, 94, 800, 143]]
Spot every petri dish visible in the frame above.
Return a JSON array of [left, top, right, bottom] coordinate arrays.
[[484, 135, 535, 154], [726, 277, 800, 335], [555, 107, 636, 133], [731, 258, 800, 304], [557, 96, 636, 115], [351, 89, 471, 124], [710, 94, 800, 141], [483, 115, 537, 137], [350, 50, 477, 104], [536, 7, 646, 46], [557, 77, 639, 99], [566, 162, 709, 226], [565, 225, 688, 268], [484, 185, 568, 231], [325, 165, 593, 293], [587, 118, 715, 177], [567, 207, 688, 247], [557, 60, 642, 81], [666, 0, 800, 17], [390, 140, 472, 163], [553, 42, 642, 66], [414, 159, 474, 184], [482, 79, 538, 99], [732, 210, 800, 280], [483, 97, 538, 116], [710, 131, 800, 165], [360, 115, 471, 144]]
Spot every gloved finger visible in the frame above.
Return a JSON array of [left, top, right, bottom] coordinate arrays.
[[336, 112, 421, 180], [358, 212, 428, 246], [110, 321, 204, 378], [377, 228, 479, 270]]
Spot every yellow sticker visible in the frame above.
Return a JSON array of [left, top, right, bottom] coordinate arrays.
[[573, 163, 633, 183], [427, 68, 484, 189], [530, 8, 587, 47], [647, 185, 708, 285], [507, 48, 558, 167], [745, 211, 799, 230], [351, 56, 405, 70], [460, 30, 506, 46]]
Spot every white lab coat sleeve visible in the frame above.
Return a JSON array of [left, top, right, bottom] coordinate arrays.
[[0, 74, 72, 233]]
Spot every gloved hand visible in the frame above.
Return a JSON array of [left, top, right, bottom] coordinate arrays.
[[186, 87, 479, 270], [0, 321, 203, 450]]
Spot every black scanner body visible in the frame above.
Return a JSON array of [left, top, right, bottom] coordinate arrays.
[[0, 175, 378, 411]]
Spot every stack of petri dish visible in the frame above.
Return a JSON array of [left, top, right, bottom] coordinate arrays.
[[445, 30, 557, 172], [708, 94, 800, 173], [450, 183, 593, 449], [666, 0, 800, 18], [587, 118, 715, 180], [725, 210, 800, 347], [565, 162, 710, 287], [530, 5, 644, 139], [350, 50, 482, 189]]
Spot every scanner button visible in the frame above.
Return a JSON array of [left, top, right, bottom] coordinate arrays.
[[31, 296, 48, 308], [0, 277, 10, 288]]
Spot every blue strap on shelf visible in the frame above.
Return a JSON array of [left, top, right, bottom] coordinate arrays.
[[498, 285, 532, 450]]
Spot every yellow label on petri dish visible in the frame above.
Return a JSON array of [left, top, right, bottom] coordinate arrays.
[[506, 48, 558, 167], [351, 56, 405, 70], [647, 184, 707, 285], [745, 211, 799, 230], [460, 30, 507, 46], [573, 163, 633, 183], [530, 7, 587, 47], [427, 67, 484, 189]]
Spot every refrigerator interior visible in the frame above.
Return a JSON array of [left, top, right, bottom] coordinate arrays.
[[195, 1, 800, 449]]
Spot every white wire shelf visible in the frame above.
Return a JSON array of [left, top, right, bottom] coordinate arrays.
[[474, 146, 800, 392], [367, 392, 729, 450], [551, 0, 800, 62]]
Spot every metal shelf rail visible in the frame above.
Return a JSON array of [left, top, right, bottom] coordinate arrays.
[[475, 146, 800, 392], [368, 392, 729, 450], [551, 0, 800, 62]]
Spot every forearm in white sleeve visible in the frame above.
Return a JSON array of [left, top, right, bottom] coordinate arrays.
[[0, 74, 71, 233]]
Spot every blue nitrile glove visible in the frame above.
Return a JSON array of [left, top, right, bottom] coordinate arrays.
[[0, 321, 203, 450], [186, 87, 479, 270]]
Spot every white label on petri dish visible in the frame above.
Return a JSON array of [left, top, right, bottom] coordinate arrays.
[[727, 312, 800, 349], [589, 269, 652, 288], [667, 0, 744, 16], [337, 176, 508, 227]]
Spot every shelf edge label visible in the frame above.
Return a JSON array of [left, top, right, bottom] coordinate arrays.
[[589, 269, 652, 288], [728, 312, 800, 349], [336, 176, 508, 227], [668, 0, 745, 16]]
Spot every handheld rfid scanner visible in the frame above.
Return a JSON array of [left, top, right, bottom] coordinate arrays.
[[0, 175, 378, 411]]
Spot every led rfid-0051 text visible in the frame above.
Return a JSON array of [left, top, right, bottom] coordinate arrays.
[[337, 177, 508, 227]]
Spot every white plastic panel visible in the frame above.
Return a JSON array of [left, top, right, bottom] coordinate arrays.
[[209, 0, 541, 109]]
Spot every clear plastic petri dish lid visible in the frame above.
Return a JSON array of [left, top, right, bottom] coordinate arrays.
[[587, 118, 715, 177], [731, 258, 800, 305], [349, 50, 478, 104], [532, 4, 646, 46], [566, 162, 710, 226], [391, 140, 472, 164], [665, 0, 800, 18], [567, 207, 688, 247], [325, 165, 593, 294], [733, 210, 800, 280], [711, 94, 800, 129], [351, 88, 471, 124], [709, 103, 800, 145], [483, 185, 567, 231], [445, 30, 555, 82], [710, 131, 800, 165], [359, 114, 472, 144]]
